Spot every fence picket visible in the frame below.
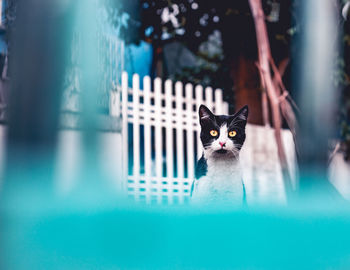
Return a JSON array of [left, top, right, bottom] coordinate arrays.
[[154, 77, 163, 203], [143, 76, 152, 203], [223, 102, 229, 115], [195, 85, 203, 161], [186, 84, 195, 182], [215, 89, 224, 115], [175, 81, 184, 203], [132, 74, 140, 201], [121, 72, 128, 193], [165, 80, 174, 203], [205, 87, 214, 113]]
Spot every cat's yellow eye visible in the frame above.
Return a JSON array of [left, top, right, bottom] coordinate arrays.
[[228, 130, 237, 137], [210, 130, 218, 137]]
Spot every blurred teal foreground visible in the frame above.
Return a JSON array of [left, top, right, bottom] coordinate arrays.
[[2, 199, 350, 270]]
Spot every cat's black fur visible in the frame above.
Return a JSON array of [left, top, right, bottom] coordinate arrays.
[[191, 155, 207, 195], [195, 155, 208, 179]]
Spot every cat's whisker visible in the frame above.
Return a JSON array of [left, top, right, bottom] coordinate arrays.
[[231, 150, 239, 159]]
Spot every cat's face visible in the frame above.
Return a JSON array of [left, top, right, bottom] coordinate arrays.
[[199, 105, 248, 159]]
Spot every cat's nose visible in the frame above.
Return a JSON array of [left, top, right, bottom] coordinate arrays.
[[219, 142, 226, 148]]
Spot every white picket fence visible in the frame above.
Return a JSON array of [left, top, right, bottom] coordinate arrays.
[[110, 72, 228, 204]]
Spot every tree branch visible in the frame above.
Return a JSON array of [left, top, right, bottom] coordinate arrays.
[[248, 0, 297, 197]]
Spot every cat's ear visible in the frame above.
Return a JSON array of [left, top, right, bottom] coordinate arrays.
[[233, 105, 249, 122], [230, 105, 249, 127], [199, 105, 214, 124]]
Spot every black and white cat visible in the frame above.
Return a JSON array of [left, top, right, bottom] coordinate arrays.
[[191, 104, 249, 205]]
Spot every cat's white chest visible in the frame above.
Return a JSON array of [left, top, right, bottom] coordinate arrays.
[[192, 159, 244, 205]]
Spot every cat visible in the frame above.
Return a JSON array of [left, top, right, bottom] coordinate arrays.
[[191, 104, 249, 206]]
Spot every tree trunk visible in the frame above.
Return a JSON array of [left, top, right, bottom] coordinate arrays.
[[248, 0, 295, 196]]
